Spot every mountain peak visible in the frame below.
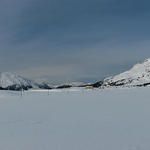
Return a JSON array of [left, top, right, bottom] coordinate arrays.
[[0, 72, 38, 90], [102, 58, 150, 87]]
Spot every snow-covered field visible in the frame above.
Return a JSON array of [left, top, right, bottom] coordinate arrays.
[[0, 88, 150, 150]]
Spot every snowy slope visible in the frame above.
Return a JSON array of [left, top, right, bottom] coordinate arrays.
[[0, 72, 38, 90], [103, 58, 150, 87], [0, 88, 150, 150]]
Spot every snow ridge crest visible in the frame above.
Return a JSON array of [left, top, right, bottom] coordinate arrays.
[[103, 58, 150, 87]]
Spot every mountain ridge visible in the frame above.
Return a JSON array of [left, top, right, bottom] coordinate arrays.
[[93, 58, 150, 88], [2, 58, 150, 90], [0, 72, 52, 90]]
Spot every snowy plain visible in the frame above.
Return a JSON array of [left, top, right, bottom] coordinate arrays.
[[0, 87, 150, 150]]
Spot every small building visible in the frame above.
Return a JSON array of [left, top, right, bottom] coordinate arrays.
[[85, 86, 94, 89]]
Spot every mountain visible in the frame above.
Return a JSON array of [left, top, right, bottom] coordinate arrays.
[[38, 82, 52, 89], [4, 58, 150, 91], [55, 82, 87, 89], [94, 58, 150, 88], [0, 72, 39, 90]]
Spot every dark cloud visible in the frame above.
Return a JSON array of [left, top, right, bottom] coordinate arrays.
[[0, 0, 150, 83]]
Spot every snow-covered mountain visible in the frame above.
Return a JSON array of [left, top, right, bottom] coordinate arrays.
[[38, 82, 52, 89], [0, 72, 39, 90], [3, 58, 150, 90], [102, 58, 150, 87]]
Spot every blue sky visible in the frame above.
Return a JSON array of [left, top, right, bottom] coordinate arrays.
[[0, 0, 150, 83]]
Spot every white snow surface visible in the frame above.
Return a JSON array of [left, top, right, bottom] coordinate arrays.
[[105, 58, 150, 86], [0, 87, 150, 150], [0, 72, 37, 88]]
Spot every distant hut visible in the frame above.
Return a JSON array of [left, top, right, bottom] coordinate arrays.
[[85, 85, 94, 89]]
